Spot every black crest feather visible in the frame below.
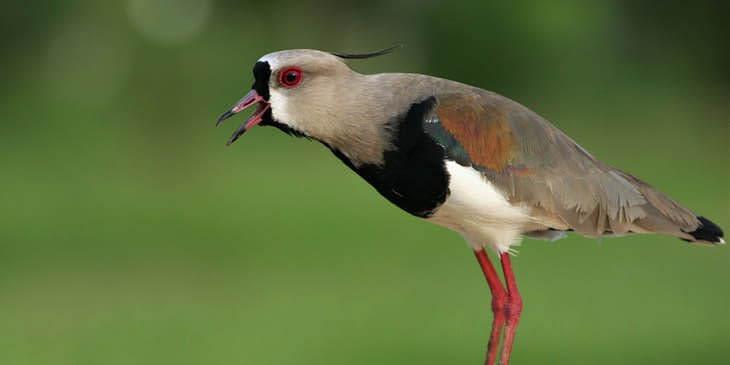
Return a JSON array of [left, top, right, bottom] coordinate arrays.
[[331, 45, 402, 59]]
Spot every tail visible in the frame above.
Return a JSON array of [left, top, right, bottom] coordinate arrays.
[[616, 171, 725, 246], [683, 216, 725, 245]]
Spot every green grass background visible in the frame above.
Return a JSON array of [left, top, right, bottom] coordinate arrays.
[[1, 1, 728, 364]]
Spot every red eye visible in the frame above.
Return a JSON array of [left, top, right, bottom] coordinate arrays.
[[279, 67, 303, 88]]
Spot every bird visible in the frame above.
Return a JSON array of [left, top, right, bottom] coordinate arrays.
[[216, 48, 725, 365]]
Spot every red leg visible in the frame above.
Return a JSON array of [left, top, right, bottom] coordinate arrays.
[[497, 252, 523, 365], [474, 249, 508, 365]]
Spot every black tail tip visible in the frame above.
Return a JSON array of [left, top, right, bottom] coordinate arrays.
[[687, 216, 725, 244]]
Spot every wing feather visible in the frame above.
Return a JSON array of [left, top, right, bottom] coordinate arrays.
[[427, 91, 701, 239]]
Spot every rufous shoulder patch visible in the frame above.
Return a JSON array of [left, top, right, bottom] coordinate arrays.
[[436, 96, 517, 171]]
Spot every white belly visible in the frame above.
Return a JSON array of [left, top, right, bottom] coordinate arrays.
[[427, 161, 532, 254]]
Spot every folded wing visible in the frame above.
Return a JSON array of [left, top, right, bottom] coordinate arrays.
[[425, 91, 709, 242]]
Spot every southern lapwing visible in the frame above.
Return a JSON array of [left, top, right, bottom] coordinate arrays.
[[216, 48, 725, 365]]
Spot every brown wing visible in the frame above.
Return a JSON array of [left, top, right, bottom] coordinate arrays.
[[426, 91, 702, 240]]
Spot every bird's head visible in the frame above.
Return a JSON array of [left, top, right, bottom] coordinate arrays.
[[217, 48, 398, 146]]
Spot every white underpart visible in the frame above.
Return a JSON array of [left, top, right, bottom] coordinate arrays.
[[427, 161, 532, 254]]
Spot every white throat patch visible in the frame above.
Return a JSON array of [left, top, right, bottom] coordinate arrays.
[[267, 88, 299, 130]]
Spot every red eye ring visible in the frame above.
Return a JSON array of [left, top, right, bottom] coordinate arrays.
[[279, 67, 303, 88]]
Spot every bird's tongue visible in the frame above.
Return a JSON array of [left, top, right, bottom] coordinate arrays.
[[216, 89, 271, 146], [226, 102, 270, 146], [243, 102, 269, 129]]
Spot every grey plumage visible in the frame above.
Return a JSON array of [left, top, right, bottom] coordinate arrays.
[[216, 48, 724, 365], [219, 49, 724, 248]]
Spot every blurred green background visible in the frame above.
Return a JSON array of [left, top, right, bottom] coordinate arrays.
[[1, 0, 728, 364]]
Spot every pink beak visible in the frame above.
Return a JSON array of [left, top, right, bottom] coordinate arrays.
[[217, 89, 271, 146]]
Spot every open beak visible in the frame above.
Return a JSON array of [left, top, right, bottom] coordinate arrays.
[[216, 89, 271, 146]]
